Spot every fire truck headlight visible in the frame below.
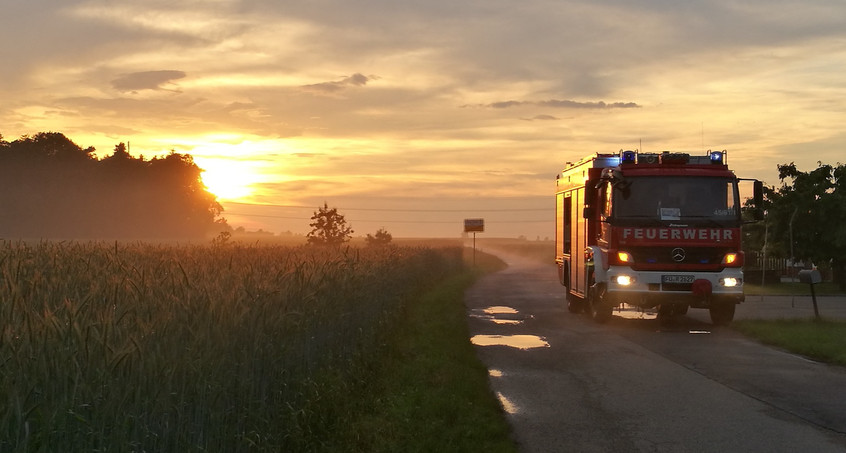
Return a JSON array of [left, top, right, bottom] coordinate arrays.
[[720, 277, 740, 287], [614, 275, 635, 286]]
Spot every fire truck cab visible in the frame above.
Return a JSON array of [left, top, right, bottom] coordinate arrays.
[[555, 150, 762, 325]]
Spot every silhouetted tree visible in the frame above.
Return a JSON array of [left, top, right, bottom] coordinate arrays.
[[365, 227, 392, 247], [762, 161, 846, 289], [9, 132, 95, 162], [307, 203, 353, 246], [147, 151, 223, 237], [0, 132, 225, 239], [107, 142, 131, 160]]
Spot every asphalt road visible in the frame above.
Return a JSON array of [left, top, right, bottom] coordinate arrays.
[[465, 250, 846, 453]]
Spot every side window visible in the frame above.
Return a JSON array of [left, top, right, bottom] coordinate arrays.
[[599, 182, 613, 242], [600, 182, 613, 219], [725, 181, 738, 216]]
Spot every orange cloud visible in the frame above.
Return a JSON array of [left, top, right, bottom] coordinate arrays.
[[112, 70, 187, 92], [301, 73, 375, 94]]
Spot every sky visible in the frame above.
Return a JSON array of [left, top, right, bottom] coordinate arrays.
[[2, 0, 845, 238]]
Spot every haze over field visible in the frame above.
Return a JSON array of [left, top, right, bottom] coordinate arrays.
[[3, 0, 845, 237]]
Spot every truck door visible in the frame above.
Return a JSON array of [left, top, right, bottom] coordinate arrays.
[[557, 191, 574, 290], [573, 187, 586, 297]]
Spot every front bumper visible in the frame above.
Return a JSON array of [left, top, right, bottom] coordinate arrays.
[[603, 266, 744, 308]]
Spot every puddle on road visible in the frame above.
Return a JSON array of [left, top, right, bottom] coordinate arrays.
[[488, 368, 504, 377], [469, 305, 532, 325], [470, 305, 546, 349], [496, 391, 519, 414], [613, 307, 659, 320], [471, 334, 550, 349], [483, 306, 518, 315], [655, 325, 714, 334]]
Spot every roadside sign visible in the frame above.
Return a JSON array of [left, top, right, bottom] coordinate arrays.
[[464, 218, 484, 266], [464, 218, 484, 232]]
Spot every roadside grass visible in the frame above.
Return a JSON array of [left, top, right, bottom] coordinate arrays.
[[733, 319, 846, 367], [473, 238, 554, 265], [744, 281, 846, 296], [739, 276, 846, 367], [464, 246, 511, 275], [325, 250, 515, 452]]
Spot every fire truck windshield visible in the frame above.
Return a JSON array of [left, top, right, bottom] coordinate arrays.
[[612, 176, 739, 226]]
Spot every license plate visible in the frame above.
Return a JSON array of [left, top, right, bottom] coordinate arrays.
[[662, 275, 695, 284]]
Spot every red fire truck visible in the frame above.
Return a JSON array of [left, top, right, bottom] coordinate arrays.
[[555, 150, 762, 325]]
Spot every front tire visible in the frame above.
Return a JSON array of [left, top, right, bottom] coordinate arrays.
[[588, 283, 612, 323], [709, 301, 736, 325], [658, 303, 675, 326]]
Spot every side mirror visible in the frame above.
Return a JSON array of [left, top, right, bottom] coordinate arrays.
[[753, 180, 764, 221], [753, 180, 763, 206]]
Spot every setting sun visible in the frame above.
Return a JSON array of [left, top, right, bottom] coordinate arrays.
[[195, 157, 259, 201]]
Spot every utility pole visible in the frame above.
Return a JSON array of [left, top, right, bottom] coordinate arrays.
[[789, 207, 797, 281], [761, 221, 768, 286]]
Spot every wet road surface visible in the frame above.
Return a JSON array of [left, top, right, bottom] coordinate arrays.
[[465, 251, 846, 452]]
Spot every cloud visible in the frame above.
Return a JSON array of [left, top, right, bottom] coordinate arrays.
[[3, 0, 846, 238], [540, 100, 639, 109], [489, 100, 525, 109], [301, 73, 374, 94], [465, 99, 640, 110], [111, 70, 187, 92], [522, 114, 559, 121]]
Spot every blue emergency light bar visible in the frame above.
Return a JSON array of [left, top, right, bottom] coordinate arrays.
[[616, 149, 726, 166]]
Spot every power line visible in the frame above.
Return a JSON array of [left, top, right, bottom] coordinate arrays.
[[222, 201, 548, 213], [223, 211, 551, 224]]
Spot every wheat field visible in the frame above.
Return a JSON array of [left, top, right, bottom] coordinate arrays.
[[0, 240, 463, 451]]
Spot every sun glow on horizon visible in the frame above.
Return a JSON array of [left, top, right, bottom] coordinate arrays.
[[195, 157, 263, 201], [167, 137, 287, 202]]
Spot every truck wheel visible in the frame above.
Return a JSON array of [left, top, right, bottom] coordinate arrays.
[[567, 297, 583, 313], [709, 301, 736, 326], [588, 283, 612, 323], [658, 303, 688, 326], [658, 304, 676, 326]]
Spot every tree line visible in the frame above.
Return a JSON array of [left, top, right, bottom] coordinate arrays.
[[744, 161, 846, 289], [0, 132, 225, 239]]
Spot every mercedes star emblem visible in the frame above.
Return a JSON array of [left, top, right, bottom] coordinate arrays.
[[671, 247, 686, 262]]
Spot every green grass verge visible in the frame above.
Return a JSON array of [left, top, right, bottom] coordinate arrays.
[[324, 251, 515, 453], [744, 281, 846, 296], [733, 319, 846, 367]]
